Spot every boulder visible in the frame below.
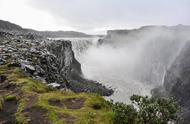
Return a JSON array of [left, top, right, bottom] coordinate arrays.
[[21, 63, 35, 75], [0, 58, 5, 65]]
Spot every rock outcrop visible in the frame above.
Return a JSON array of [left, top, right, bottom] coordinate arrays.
[[102, 25, 190, 46], [0, 31, 113, 96], [160, 41, 190, 123], [100, 25, 190, 86]]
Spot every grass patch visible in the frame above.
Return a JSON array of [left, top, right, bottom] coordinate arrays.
[[4, 95, 16, 101], [0, 97, 4, 110], [1, 64, 178, 124], [16, 98, 28, 124], [0, 65, 114, 124], [37, 92, 113, 124], [6, 68, 48, 93]]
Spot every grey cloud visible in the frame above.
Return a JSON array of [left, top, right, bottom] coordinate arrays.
[[27, 0, 190, 33]]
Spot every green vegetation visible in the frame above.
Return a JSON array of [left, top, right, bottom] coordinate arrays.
[[0, 65, 113, 124], [0, 97, 4, 110], [4, 95, 16, 101], [109, 95, 178, 124], [0, 64, 179, 124]]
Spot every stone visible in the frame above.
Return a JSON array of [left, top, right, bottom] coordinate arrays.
[[0, 32, 113, 96], [7, 62, 21, 67], [0, 75, 6, 83], [0, 58, 5, 65], [47, 83, 61, 88], [21, 63, 35, 75]]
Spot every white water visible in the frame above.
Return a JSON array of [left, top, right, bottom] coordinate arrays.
[[54, 35, 187, 103], [79, 41, 153, 103]]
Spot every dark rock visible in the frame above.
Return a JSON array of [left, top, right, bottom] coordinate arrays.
[[0, 75, 6, 83], [0, 58, 5, 65], [0, 33, 113, 96], [44, 40, 113, 95], [7, 62, 21, 68], [156, 41, 190, 123], [68, 73, 113, 96], [21, 63, 35, 75], [34, 65, 45, 76]]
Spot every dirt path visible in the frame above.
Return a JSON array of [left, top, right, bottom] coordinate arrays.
[[0, 98, 18, 124]]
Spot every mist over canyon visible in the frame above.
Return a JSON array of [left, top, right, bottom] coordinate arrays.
[[1, 0, 190, 123], [58, 25, 190, 104], [1, 19, 190, 123], [58, 26, 190, 123]]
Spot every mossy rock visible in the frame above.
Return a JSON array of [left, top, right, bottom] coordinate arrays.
[[0, 64, 114, 124]]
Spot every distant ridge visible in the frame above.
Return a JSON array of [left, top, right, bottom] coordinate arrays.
[[0, 19, 91, 38], [0, 20, 23, 31], [107, 24, 190, 35], [39, 30, 91, 38]]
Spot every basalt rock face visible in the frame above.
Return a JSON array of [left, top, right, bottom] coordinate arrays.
[[44, 40, 113, 95], [158, 41, 190, 123], [102, 25, 190, 46], [100, 25, 190, 86], [0, 32, 113, 96]]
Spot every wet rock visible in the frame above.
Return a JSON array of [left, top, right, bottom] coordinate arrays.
[[155, 41, 190, 123]]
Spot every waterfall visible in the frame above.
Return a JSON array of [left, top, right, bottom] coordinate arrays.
[[54, 33, 189, 103], [70, 37, 99, 61]]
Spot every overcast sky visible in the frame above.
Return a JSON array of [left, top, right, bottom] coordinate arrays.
[[0, 0, 189, 34]]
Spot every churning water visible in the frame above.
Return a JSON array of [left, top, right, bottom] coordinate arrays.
[[55, 35, 187, 103]]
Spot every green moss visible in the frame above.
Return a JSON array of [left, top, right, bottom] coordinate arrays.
[[47, 111, 64, 124], [6, 68, 48, 93], [18, 78, 47, 93], [0, 97, 4, 110], [0, 64, 9, 74], [16, 98, 28, 124], [36, 92, 113, 124], [0, 64, 114, 124], [4, 95, 16, 101]]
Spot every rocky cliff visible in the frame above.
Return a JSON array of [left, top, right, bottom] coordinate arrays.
[[159, 41, 190, 123], [101, 25, 190, 46], [0, 31, 113, 96], [100, 26, 190, 123], [99, 25, 190, 86]]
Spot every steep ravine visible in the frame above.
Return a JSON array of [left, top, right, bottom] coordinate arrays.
[[0, 32, 113, 96], [63, 25, 190, 103]]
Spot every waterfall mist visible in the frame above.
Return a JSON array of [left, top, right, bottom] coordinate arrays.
[[81, 43, 153, 103], [58, 26, 190, 103]]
